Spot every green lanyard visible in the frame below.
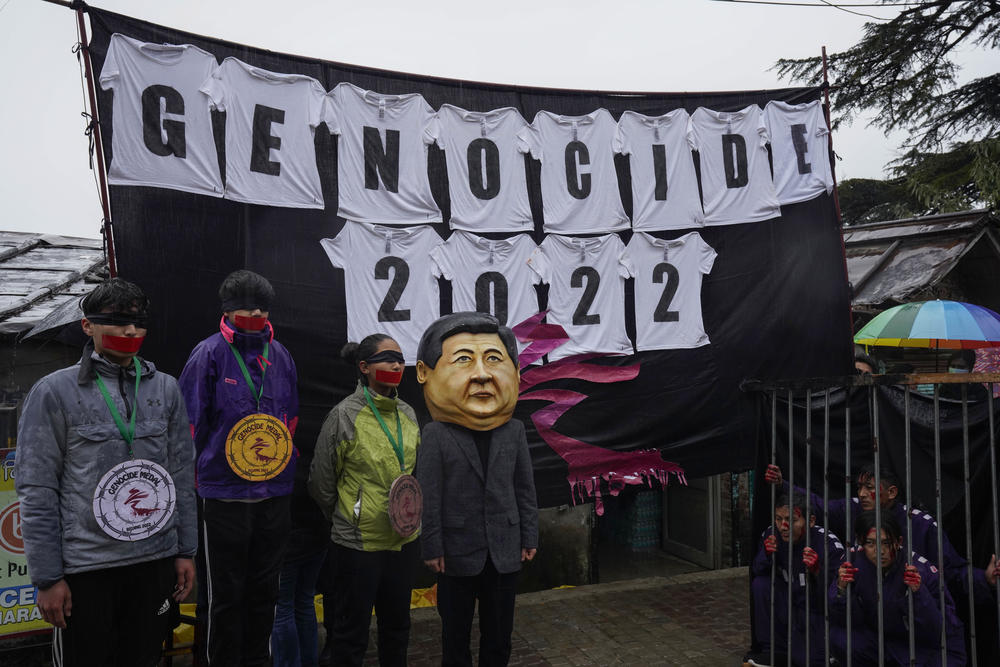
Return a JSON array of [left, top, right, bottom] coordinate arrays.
[[227, 341, 270, 411], [363, 386, 404, 472], [94, 357, 142, 456]]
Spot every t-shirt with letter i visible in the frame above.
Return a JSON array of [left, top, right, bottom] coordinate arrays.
[[325, 82, 441, 224], [201, 57, 327, 208], [100, 33, 222, 197], [614, 109, 703, 231], [529, 234, 634, 362]]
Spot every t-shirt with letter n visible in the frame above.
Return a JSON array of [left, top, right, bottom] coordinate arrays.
[[430, 231, 541, 333], [517, 109, 630, 234], [529, 234, 634, 362], [320, 221, 442, 365], [627, 231, 717, 352], [99, 33, 222, 197], [614, 109, 703, 231], [426, 105, 533, 232], [201, 57, 327, 208], [326, 82, 441, 224], [763, 100, 834, 206], [687, 106, 780, 226]]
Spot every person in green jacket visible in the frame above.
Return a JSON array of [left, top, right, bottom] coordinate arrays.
[[309, 333, 420, 666]]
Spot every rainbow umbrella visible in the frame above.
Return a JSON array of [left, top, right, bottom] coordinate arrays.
[[854, 300, 1000, 350]]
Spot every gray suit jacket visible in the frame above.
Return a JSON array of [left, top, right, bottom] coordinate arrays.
[[416, 419, 539, 576]]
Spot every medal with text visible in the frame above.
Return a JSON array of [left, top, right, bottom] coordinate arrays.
[[93, 459, 176, 541], [225, 413, 293, 481], [388, 474, 422, 537]]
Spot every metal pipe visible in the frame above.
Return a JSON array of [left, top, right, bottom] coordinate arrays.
[[844, 392, 852, 667], [933, 386, 947, 666], [904, 385, 916, 665], [804, 389, 812, 665], [74, 6, 118, 276], [872, 384, 885, 666], [961, 384, 978, 664], [770, 390, 778, 667], [823, 388, 831, 664], [786, 388, 794, 667], [989, 385, 1000, 649]]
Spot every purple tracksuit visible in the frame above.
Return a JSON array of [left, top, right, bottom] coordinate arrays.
[[801, 487, 993, 605], [751, 524, 846, 665], [179, 317, 299, 499], [828, 549, 966, 666]]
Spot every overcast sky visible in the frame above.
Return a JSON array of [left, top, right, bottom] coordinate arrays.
[[2, 0, 993, 239]]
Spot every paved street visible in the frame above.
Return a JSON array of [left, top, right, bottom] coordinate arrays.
[[378, 567, 751, 666], [3, 567, 752, 666]]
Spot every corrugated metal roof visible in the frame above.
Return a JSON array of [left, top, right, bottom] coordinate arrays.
[[843, 210, 998, 308], [0, 232, 107, 335]]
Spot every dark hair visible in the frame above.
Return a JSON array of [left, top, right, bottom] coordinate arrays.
[[416, 312, 519, 369], [218, 270, 275, 312], [80, 278, 149, 316], [857, 463, 903, 498], [854, 351, 878, 373], [854, 510, 901, 546], [342, 333, 394, 383], [948, 349, 975, 369], [776, 492, 813, 519]]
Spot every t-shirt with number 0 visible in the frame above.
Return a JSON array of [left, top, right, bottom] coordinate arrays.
[[430, 231, 540, 329]]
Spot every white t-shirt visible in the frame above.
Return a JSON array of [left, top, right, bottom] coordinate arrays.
[[627, 231, 716, 351], [763, 100, 834, 205], [320, 221, 442, 365], [325, 82, 441, 224], [202, 57, 327, 209], [687, 106, 781, 225], [425, 105, 533, 232], [614, 110, 703, 231], [99, 33, 222, 197], [517, 109, 630, 234], [529, 234, 634, 361], [430, 231, 540, 328]]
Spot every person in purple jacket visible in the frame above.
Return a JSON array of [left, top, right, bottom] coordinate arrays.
[[745, 492, 845, 666], [765, 463, 997, 607], [179, 270, 299, 667], [830, 511, 966, 666]]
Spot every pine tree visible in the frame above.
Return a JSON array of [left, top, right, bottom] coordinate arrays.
[[775, 1, 1000, 215]]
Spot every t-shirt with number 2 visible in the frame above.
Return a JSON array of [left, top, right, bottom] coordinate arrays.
[[320, 221, 442, 365]]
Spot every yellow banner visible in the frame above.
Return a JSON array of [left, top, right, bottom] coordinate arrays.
[[0, 449, 48, 636]]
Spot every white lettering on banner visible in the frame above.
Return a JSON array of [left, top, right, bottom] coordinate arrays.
[[0, 586, 35, 608]]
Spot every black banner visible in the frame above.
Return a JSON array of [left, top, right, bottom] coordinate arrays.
[[87, 7, 853, 508]]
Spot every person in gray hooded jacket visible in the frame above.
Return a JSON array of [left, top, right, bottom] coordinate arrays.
[[15, 278, 197, 667]]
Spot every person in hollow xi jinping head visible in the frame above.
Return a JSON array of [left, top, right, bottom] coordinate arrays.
[[415, 312, 539, 667], [15, 278, 197, 667], [179, 269, 299, 667]]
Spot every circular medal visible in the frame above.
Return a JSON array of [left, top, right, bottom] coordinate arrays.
[[388, 474, 422, 538], [225, 413, 293, 481], [92, 459, 175, 542]]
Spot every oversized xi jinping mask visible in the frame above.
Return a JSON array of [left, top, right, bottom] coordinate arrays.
[[415, 312, 520, 431]]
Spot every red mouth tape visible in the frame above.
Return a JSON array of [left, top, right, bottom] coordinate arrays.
[[375, 369, 403, 385], [102, 335, 145, 354], [234, 314, 268, 331]]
